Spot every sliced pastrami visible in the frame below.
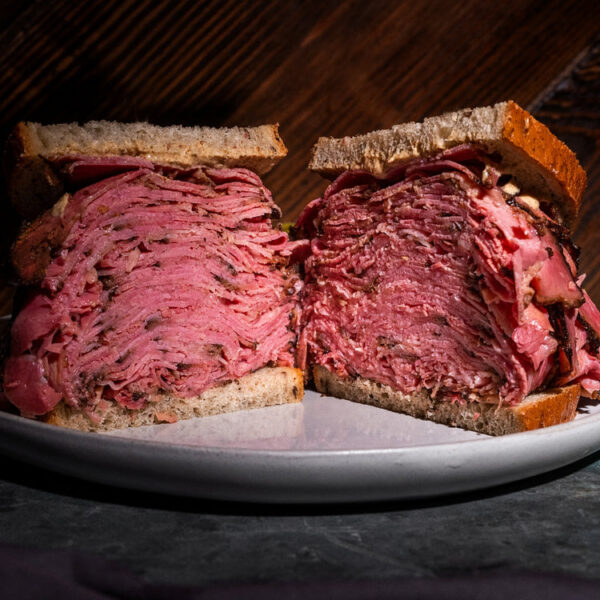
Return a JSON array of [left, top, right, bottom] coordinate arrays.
[[579, 289, 600, 345], [52, 155, 156, 187], [531, 235, 584, 308], [298, 145, 600, 405], [5, 162, 302, 418]]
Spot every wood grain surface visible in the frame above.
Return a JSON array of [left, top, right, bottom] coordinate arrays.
[[0, 0, 599, 313]]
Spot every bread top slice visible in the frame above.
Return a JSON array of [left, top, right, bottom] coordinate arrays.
[[10, 120, 287, 172], [5, 121, 287, 218], [309, 101, 586, 226]]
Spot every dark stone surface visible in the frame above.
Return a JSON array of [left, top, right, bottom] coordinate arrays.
[[1, 453, 599, 586]]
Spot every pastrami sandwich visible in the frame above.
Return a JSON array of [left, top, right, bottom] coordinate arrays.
[[297, 101, 600, 435], [3, 121, 304, 431]]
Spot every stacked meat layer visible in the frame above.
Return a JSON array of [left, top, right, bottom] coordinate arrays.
[[4, 160, 302, 420], [297, 145, 600, 406]]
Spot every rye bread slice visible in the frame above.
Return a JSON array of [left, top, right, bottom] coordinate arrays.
[[46, 366, 303, 432], [309, 101, 586, 226], [314, 366, 580, 436], [5, 121, 287, 219]]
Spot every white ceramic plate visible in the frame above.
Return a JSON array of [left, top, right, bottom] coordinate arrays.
[[0, 390, 599, 503]]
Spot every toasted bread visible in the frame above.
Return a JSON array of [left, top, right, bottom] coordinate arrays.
[[5, 121, 287, 218], [314, 366, 580, 436], [309, 101, 586, 225], [46, 366, 303, 432]]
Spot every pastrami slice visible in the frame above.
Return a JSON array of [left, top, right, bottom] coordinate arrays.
[[5, 158, 303, 421], [298, 145, 600, 406]]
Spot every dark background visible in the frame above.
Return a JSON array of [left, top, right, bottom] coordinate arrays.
[[1, 0, 600, 590]]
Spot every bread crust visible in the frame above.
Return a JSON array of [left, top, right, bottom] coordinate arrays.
[[309, 101, 586, 226], [4, 121, 287, 219], [313, 366, 580, 436], [501, 101, 586, 222], [44, 366, 304, 432]]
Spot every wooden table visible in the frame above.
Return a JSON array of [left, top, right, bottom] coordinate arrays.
[[1, 0, 600, 589]]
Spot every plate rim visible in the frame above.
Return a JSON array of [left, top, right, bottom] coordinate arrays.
[[1, 402, 599, 503]]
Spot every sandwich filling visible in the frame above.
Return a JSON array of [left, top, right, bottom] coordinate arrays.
[[297, 144, 600, 406], [4, 158, 303, 419]]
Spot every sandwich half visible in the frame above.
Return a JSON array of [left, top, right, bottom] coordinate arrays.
[[297, 101, 600, 435], [3, 121, 304, 431]]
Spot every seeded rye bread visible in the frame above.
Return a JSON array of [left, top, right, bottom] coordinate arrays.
[[48, 367, 303, 433], [5, 121, 302, 432], [310, 100, 586, 225], [5, 121, 287, 219], [314, 367, 579, 435], [309, 101, 588, 435]]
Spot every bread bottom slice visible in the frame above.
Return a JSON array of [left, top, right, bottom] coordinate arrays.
[[313, 366, 580, 435], [45, 366, 303, 432]]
